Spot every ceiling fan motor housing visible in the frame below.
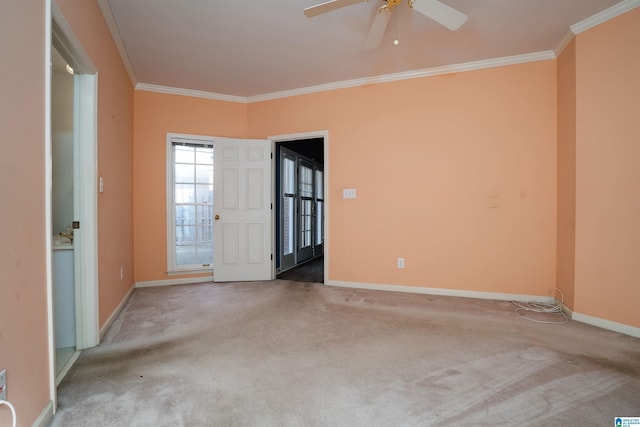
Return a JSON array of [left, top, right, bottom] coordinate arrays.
[[385, 0, 403, 11]]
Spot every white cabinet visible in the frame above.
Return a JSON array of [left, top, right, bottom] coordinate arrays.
[[53, 241, 75, 348]]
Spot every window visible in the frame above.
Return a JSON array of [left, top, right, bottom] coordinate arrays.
[[299, 163, 313, 249], [282, 156, 296, 256], [167, 134, 214, 273]]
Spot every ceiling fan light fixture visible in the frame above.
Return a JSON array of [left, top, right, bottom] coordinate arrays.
[[306, 0, 467, 51], [386, 0, 403, 11]]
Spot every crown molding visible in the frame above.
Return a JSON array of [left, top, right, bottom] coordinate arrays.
[[554, 30, 575, 57], [96, 0, 137, 86], [134, 51, 555, 104], [571, 0, 640, 35], [135, 83, 249, 103], [101, 0, 638, 102], [247, 51, 556, 103]]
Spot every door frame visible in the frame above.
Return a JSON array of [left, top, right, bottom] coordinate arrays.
[[269, 131, 328, 284], [277, 147, 323, 271], [47, 1, 100, 409]]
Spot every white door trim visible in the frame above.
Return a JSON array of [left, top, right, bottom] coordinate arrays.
[[49, 1, 100, 410], [268, 131, 329, 284], [45, 0, 54, 410]]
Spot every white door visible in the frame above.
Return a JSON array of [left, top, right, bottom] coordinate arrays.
[[213, 138, 273, 282]]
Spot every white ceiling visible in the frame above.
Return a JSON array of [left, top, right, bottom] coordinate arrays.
[[102, 0, 626, 98]]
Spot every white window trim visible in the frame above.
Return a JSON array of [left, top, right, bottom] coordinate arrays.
[[166, 133, 215, 274]]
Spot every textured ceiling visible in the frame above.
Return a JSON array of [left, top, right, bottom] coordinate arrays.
[[103, 0, 625, 98]]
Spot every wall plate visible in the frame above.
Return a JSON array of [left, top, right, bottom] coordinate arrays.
[[0, 368, 6, 400]]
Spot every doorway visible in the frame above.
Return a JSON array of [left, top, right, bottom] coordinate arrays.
[[51, 44, 77, 379], [48, 3, 100, 406], [274, 137, 326, 284]]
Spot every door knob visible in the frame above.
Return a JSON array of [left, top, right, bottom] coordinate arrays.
[[215, 215, 220, 220]]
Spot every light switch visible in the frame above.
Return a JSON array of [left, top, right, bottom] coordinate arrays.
[[343, 188, 357, 199], [99, 177, 104, 193]]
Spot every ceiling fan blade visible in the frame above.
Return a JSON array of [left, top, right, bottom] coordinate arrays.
[[364, 7, 392, 50], [411, 0, 467, 31], [304, 0, 366, 18]]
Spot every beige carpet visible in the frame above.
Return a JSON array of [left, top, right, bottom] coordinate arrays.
[[50, 280, 640, 426]]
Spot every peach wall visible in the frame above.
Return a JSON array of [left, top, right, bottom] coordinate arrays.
[[249, 61, 557, 296], [56, 0, 135, 326], [133, 91, 248, 282], [0, 2, 50, 426], [556, 39, 577, 309], [573, 8, 640, 328]]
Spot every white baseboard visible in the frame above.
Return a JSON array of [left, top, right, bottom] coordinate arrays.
[[135, 275, 214, 289], [32, 400, 54, 427], [328, 280, 640, 339], [561, 303, 575, 319], [100, 285, 135, 339], [326, 280, 554, 303], [571, 311, 640, 339]]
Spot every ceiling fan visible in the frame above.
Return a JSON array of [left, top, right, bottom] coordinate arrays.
[[304, 0, 468, 50]]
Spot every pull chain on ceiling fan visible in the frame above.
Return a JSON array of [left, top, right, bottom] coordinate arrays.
[[304, 0, 468, 50]]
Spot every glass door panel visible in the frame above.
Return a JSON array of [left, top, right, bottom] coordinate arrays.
[[314, 169, 324, 256], [297, 161, 314, 264], [280, 153, 296, 270]]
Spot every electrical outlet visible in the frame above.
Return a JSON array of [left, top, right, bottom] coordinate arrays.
[[342, 188, 357, 199], [397, 258, 405, 269], [0, 368, 7, 400]]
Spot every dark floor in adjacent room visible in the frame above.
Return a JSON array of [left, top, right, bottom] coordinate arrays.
[[276, 256, 324, 283]]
